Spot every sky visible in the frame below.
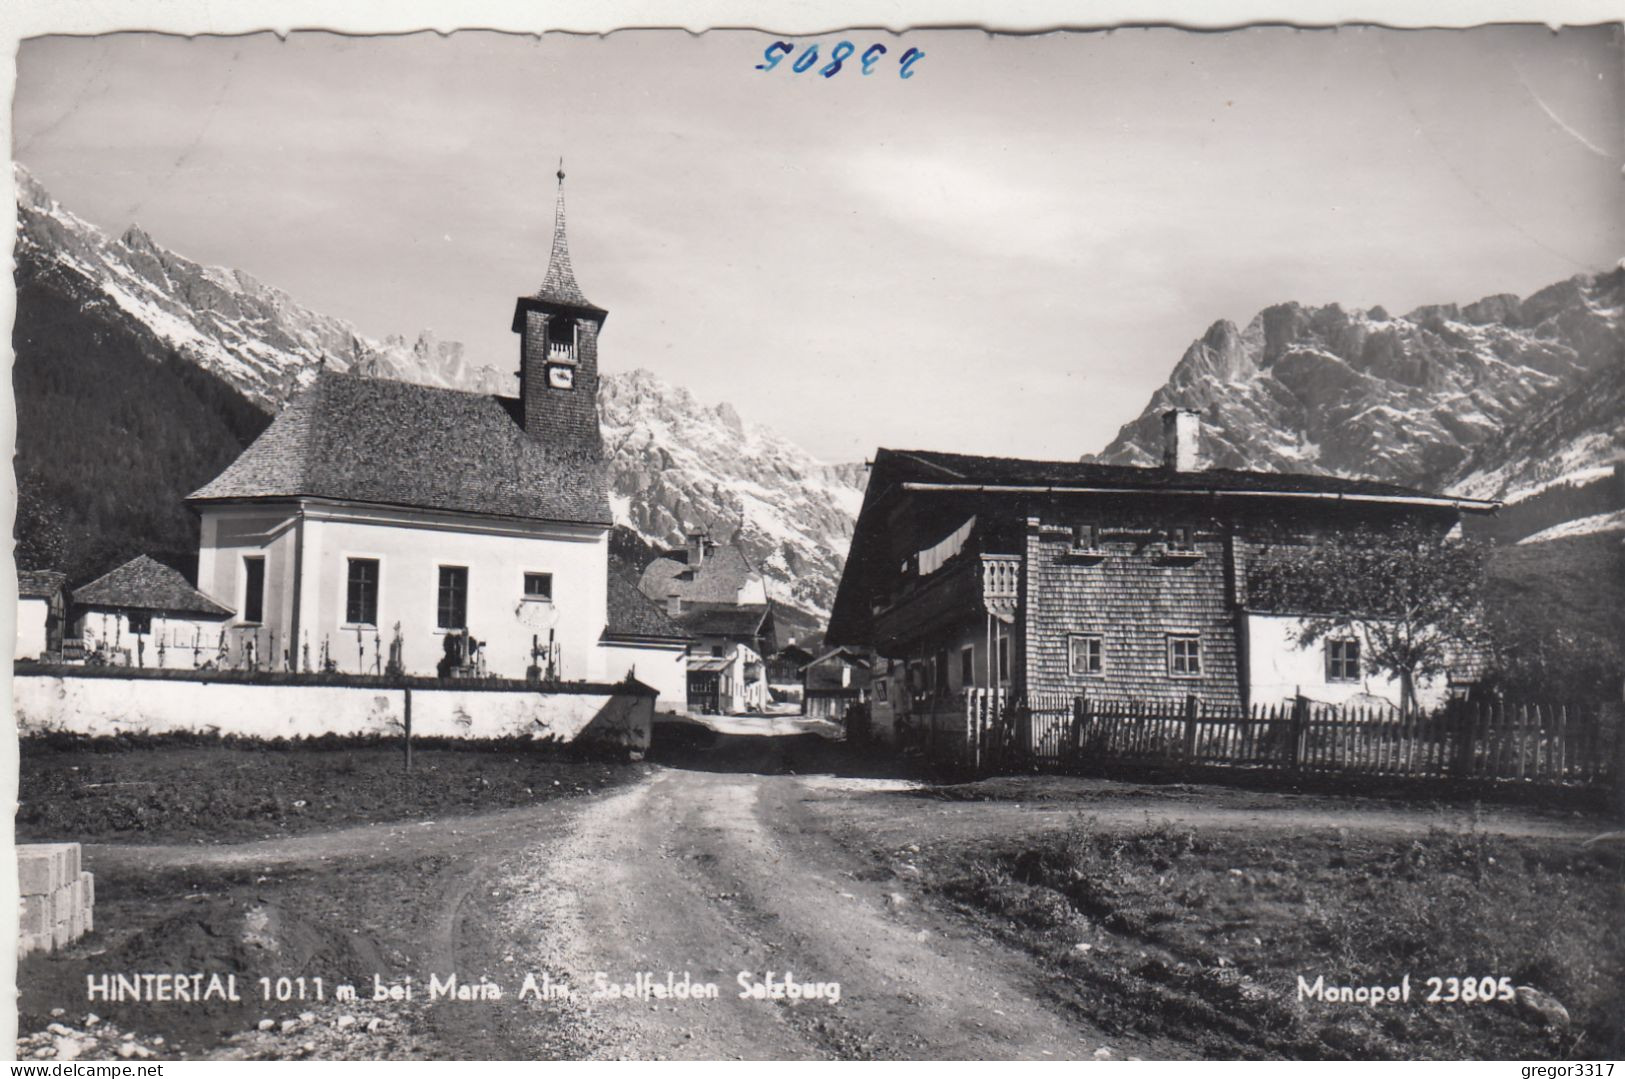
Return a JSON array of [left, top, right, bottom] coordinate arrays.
[[12, 26, 1625, 463]]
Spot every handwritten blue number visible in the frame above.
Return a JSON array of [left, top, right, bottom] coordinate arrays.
[[861, 44, 887, 75], [821, 41, 854, 78], [756, 41, 792, 71], [899, 47, 924, 79], [792, 45, 820, 73]]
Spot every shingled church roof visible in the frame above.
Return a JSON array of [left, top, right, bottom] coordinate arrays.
[[188, 371, 612, 525], [73, 556, 232, 618]]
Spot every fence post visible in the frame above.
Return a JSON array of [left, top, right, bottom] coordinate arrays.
[[967, 691, 980, 776], [403, 686, 413, 773], [1073, 696, 1087, 766], [1290, 695, 1308, 772], [1450, 698, 1470, 778], [1182, 694, 1199, 765]]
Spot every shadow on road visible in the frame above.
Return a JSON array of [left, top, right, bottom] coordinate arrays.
[[648, 720, 933, 780]]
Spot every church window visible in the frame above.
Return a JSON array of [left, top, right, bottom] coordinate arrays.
[[242, 556, 265, 624], [437, 566, 468, 630], [347, 558, 380, 626]]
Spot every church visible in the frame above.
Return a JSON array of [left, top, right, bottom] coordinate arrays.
[[186, 170, 689, 703]]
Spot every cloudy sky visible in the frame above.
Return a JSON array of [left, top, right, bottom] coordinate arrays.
[[13, 26, 1624, 462]]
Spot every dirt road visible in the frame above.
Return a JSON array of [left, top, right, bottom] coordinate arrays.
[[49, 721, 1607, 1061], [498, 765, 1157, 1059]]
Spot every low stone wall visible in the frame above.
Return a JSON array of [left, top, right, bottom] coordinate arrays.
[[18, 844, 92, 957], [12, 667, 655, 750]]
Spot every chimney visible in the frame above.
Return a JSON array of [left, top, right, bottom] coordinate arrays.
[[666, 592, 682, 617], [1161, 408, 1202, 471], [685, 530, 708, 570]]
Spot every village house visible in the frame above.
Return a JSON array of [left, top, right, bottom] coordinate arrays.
[[827, 409, 1500, 743], [767, 641, 815, 688], [14, 569, 67, 662], [70, 555, 233, 669], [673, 604, 776, 714], [638, 530, 778, 714], [800, 645, 871, 721], [183, 169, 688, 707]]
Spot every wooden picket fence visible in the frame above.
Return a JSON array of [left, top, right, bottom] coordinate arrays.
[[961, 691, 1622, 788]]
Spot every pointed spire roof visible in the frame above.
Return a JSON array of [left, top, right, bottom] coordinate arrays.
[[533, 161, 595, 309]]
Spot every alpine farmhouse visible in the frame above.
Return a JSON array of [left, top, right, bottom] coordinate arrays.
[[827, 410, 1501, 743], [184, 172, 690, 707]]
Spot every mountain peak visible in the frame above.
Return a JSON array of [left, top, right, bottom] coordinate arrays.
[[1093, 264, 1625, 498]]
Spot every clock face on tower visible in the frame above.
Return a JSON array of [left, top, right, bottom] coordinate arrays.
[[547, 365, 575, 390]]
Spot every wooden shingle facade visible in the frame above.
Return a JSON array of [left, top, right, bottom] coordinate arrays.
[[828, 411, 1501, 730]]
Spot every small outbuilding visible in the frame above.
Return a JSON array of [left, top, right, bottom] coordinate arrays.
[[72, 555, 234, 669], [15, 569, 67, 662]]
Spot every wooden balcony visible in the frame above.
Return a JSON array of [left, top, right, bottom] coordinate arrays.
[[872, 554, 1021, 651]]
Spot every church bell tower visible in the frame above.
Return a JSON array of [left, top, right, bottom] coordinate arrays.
[[512, 162, 607, 458]]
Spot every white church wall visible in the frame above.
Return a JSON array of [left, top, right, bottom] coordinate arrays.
[[196, 506, 299, 668], [301, 505, 610, 681]]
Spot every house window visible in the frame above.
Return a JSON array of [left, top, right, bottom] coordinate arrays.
[[436, 566, 468, 630], [1073, 523, 1101, 548], [346, 558, 379, 626], [960, 645, 974, 686], [1069, 634, 1103, 675], [876, 679, 888, 701], [712, 645, 724, 658], [127, 612, 152, 635], [242, 556, 265, 624], [523, 572, 553, 602], [998, 635, 1010, 683], [1169, 525, 1192, 550], [935, 650, 949, 692], [1326, 638, 1361, 682], [1168, 634, 1202, 677]]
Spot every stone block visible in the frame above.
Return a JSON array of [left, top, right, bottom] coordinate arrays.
[[18, 930, 52, 958], [17, 846, 59, 896], [67, 880, 84, 939], [19, 893, 52, 937]]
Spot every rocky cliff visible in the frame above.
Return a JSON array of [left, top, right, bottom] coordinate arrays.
[[1090, 268, 1625, 503]]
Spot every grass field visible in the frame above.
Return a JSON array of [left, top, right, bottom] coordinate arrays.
[[17, 734, 642, 844], [922, 819, 1624, 1059]]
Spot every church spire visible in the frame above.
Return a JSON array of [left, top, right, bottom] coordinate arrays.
[[534, 160, 594, 309]]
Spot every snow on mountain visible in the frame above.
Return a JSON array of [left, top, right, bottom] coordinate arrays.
[[1089, 267, 1625, 502], [13, 164, 866, 617], [1517, 509, 1625, 545], [13, 163, 510, 409], [599, 369, 865, 616]]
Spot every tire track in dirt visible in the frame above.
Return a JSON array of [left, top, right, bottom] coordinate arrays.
[[501, 766, 1175, 1060]]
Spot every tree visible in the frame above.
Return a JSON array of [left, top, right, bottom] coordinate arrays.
[[1248, 521, 1488, 713]]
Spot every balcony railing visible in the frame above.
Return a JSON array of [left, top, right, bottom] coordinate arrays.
[[982, 554, 1020, 612], [872, 553, 1021, 648]]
